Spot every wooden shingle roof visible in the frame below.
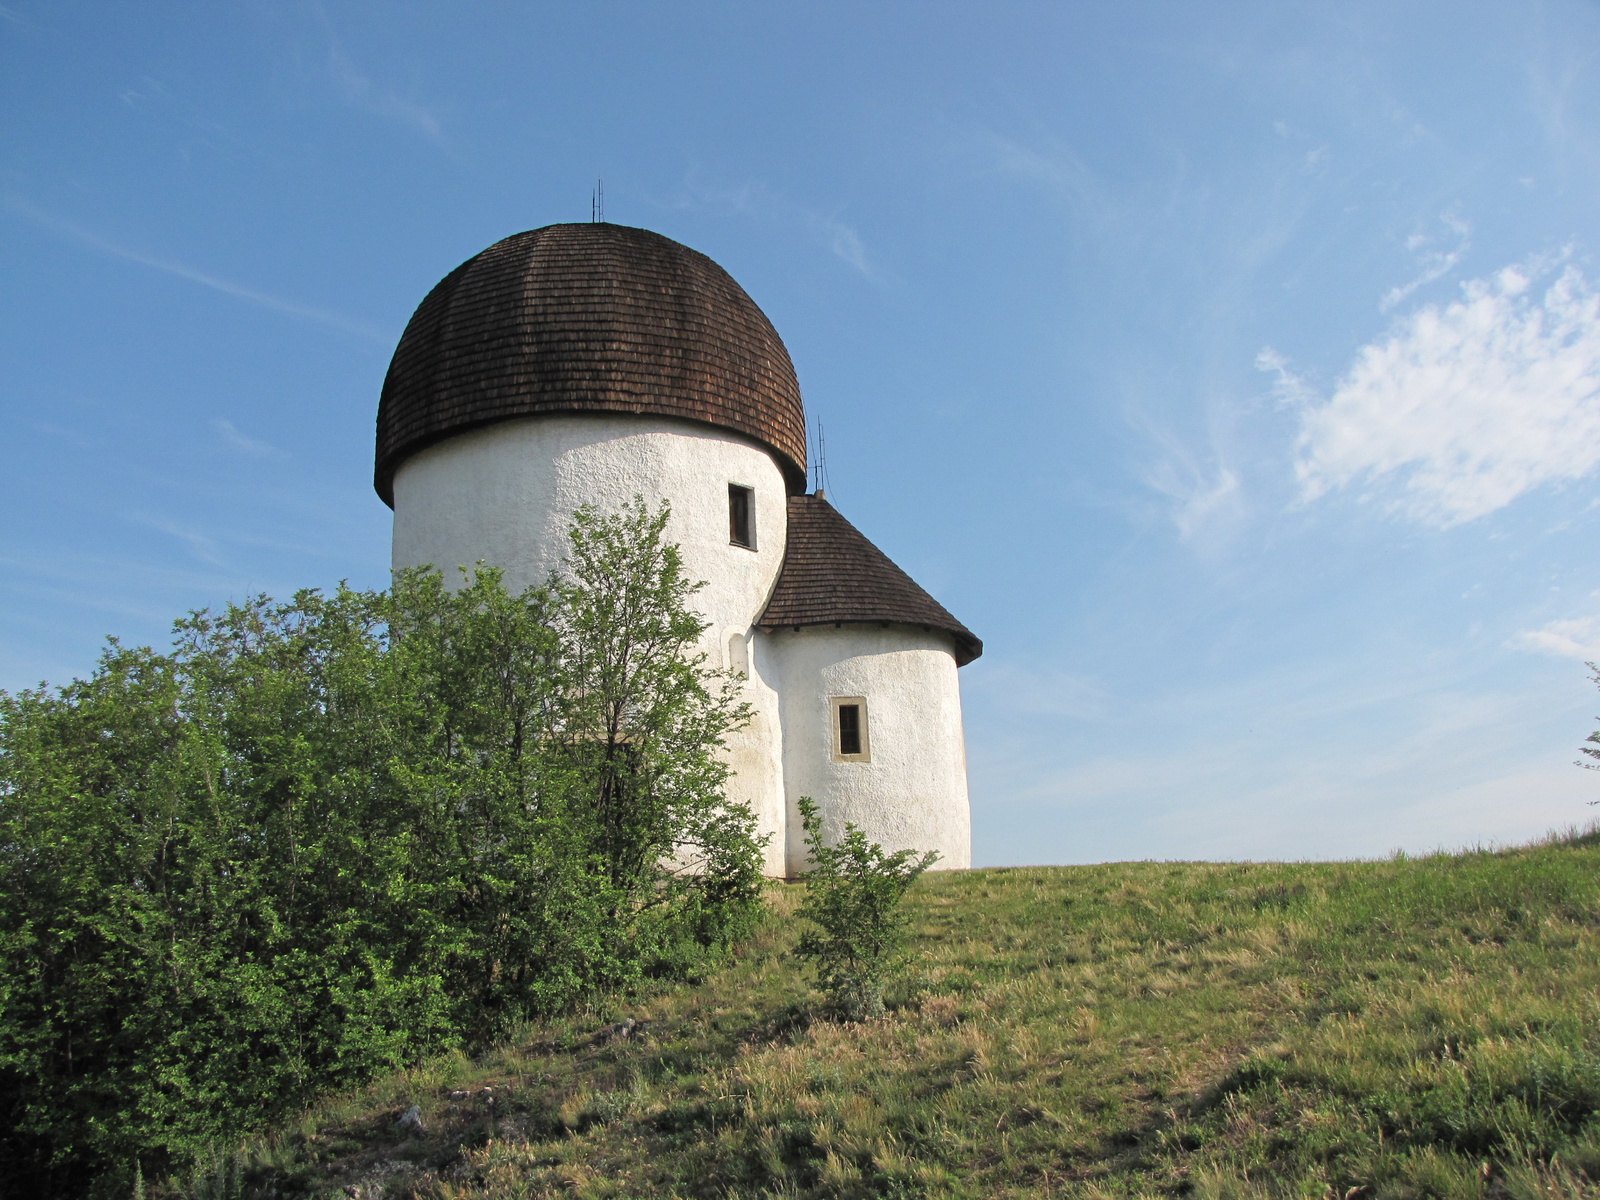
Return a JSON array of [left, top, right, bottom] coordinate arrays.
[[375, 223, 807, 506], [758, 495, 982, 666]]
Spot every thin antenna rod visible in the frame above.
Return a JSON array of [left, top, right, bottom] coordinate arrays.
[[591, 177, 604, 223], [815, 419, 829, 500]]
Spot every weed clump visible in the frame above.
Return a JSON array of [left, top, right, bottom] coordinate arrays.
[[792, 797, 938, 1020]]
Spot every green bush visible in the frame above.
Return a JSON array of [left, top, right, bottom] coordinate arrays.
[[792, 797, 937, 1020], [0, 499, 764, 1197]]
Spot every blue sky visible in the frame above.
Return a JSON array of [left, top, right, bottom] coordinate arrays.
[[4, 2, 1600, 864]]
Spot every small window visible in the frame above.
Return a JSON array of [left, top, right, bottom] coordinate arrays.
[[830, 696, 870, 762], [839, 705, 862, 754], [728, 484, 755, 549]]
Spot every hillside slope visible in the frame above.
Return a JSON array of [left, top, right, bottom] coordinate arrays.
[[180, 834, 1600, 1199]]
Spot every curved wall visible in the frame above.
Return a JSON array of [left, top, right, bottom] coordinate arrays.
[[391, 413, 790, 874], [762, 624, 971, 876]]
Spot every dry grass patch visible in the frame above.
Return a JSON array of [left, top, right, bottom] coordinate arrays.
[[162, 833, 1600, 1199]]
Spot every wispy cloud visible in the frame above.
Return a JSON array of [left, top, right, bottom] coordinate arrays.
[[670, 174, 879, 279], [130, 514, 228, 568], [970, 662, 1596, 863], [981, 132, 1107, 223], [1255, 346, 1317, 408], [1132, 401, 1247, 550], [970, 662, 1108, 720], [212, 419, 287, 459], [1147, 454, 1243, 546], [1380, 210, 1471, 312], [1290, 252, 1600, 527], [30, 421, 97, 450], [0, 552, 236, 628], [3, 195, 387, 341], [113, 75, 254, 159], [1527, 31, 1600, 190], [821, 222, 870, 276], [1511, 614, 1600, 660], [313, 3, 443, 142], [325, 45, 442, 140]]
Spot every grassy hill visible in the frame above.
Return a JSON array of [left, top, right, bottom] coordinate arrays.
[[174, 830, 1600, 1200]]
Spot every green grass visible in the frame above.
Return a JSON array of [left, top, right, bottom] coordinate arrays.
[[167, 828, 1600, 1199]]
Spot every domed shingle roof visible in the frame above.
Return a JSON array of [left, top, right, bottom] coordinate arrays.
[[759, 495, 982, 666], [375, 223, 807, 506]]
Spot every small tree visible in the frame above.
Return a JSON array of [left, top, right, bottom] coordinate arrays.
[[547, 497, 765, 976], [0, 498, 765, 1195], [1581, 662, 1600, 775], [793, 797, 938, 1020]]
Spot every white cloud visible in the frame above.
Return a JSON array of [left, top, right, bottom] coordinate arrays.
[[212, 419, 286, 459], [970, 666, 1600, 864], [821, 222, 869, 275], [2, 195, 388, 341], [312, 2, 443, 142], [1162, 463, 1242, 544], [1380, 211, 1470, 312], [1511, 615, 1600, 661], [969, 662, 1108, 720], [976, 130, 1123, 242], [326, 43, 442, 141], [984, 133, 1101, 211], [670, 174, 878, 279], [1255, 346, 1316, 408], [31, 421, 95, 450], [1137, 410, 1245, 548], [1292, 254, 1600, 527], [131, 514, 227, 567]]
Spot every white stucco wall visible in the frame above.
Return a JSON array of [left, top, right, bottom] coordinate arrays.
[[390, 413, 791, 874], [763, 624, 971, 876]]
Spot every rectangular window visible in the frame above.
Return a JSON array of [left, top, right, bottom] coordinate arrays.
[[838, 704, 861, 755], [728, 484, 755, 549], [830, 696, 870, 762]]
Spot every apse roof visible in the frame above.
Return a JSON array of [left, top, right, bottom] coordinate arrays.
[[375, 223, 807, 506], [758, 495, 982, 666]]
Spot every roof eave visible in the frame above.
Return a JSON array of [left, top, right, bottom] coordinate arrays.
[[754, 618, 982, 667], [375, 408, 808, 509]]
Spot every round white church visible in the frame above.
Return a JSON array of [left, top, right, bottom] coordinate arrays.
[[375, 222, 981, 877]]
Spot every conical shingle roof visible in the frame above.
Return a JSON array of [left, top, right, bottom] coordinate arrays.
[[758, 495, 981, 666], [375, 223, 807, 505]]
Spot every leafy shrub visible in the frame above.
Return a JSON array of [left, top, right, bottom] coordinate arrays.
[[0, 499, 763, 1196], [792, 798, 937, 1020]]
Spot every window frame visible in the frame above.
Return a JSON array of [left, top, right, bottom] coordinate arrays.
[[728, 483, 756, 550], [830, 696, 871, 763]]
